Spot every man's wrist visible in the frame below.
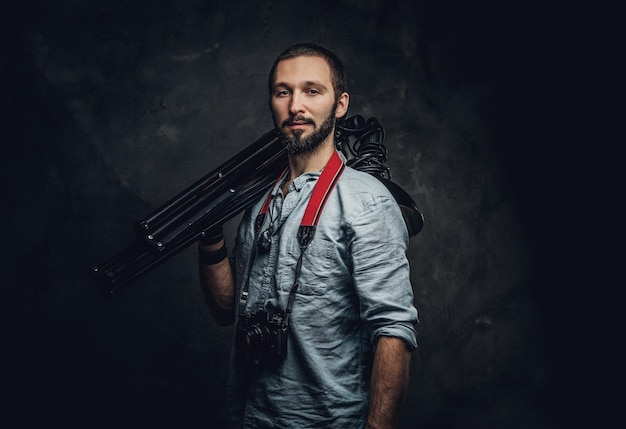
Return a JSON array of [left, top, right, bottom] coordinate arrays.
[[198, 243, 228, 265]]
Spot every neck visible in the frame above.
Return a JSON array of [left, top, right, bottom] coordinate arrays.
[[283, 137, 336, 193]]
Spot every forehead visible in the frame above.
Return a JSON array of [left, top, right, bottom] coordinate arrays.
[[273, 55, 333, 87]]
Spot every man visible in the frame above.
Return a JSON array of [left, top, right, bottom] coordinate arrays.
[[198, 43, 418, 429]]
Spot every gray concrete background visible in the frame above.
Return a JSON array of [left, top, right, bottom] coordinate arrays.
[[2, 0, 572, 428]]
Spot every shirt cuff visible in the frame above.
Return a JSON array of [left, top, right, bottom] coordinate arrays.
[[371, 323, 418, 351]]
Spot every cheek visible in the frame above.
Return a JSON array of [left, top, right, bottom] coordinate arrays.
[[271, 101, 287, 119]]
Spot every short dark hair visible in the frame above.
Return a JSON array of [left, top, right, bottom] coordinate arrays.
[[268, 43, 347, 99]]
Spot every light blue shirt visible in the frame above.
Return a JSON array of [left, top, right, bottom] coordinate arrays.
[[228, 164, 419, 429]]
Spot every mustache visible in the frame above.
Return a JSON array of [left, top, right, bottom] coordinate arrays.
[[281, 116, 315, 127]]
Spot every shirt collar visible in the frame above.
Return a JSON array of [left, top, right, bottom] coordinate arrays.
[[291, 171, 320, 192], [275, 148, 345, 195]]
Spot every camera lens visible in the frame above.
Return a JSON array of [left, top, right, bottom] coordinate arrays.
[[237, 323, 271, 351]]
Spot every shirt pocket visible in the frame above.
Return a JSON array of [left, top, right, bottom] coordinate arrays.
[[278, 236, 334, 296]]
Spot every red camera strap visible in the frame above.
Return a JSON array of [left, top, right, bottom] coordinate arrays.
[[240, 150, 345, 314], [257, 149, 344, 230]]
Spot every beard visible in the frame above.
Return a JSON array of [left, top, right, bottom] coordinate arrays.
[[278, 104, 337, 155]]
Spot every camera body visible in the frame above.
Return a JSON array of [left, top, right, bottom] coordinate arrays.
[[236, 310, 288, 360]]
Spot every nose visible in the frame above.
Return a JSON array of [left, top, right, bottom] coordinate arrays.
[[289, 91, 304, 115]]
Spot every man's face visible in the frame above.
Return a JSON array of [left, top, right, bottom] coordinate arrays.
[[270, 56, 348, 154]]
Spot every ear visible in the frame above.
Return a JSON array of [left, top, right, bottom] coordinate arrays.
[[334, 92, 350, 118]]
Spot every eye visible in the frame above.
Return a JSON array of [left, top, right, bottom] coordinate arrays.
[[275, 89, 291, 97], [307, 88, 320, 95]]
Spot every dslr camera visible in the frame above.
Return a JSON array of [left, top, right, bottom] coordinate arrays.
[[236, 310, 288, 361]]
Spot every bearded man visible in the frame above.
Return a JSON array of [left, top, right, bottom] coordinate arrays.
[[198, 43, 418, 429]]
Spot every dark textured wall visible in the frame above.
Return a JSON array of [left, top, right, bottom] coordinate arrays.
[[2, 0, 566, 428]]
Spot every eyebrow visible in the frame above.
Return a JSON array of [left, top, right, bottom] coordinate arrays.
[[273, 81, 329, 91]]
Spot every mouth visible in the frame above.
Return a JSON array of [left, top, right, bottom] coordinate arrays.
[[288, 123, 311, 131], [283, 118, 314, 130]]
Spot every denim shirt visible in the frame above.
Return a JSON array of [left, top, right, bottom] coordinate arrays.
[[227, 163, 419, 429]]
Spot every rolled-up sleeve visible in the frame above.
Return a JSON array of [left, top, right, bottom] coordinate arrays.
[[348, 192, 419, 351]]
